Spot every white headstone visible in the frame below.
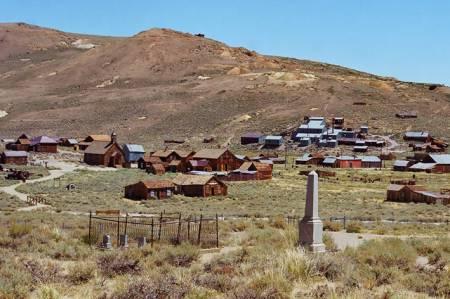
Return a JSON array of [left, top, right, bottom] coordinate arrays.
[[299, 171, 326, 252]]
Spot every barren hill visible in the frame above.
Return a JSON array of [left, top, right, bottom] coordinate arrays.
[[0, 23, 449, 148]]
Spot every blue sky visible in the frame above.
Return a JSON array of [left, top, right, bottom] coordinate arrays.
[[2, 1, 449, 85]]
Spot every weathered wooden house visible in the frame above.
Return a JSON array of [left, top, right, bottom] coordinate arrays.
[[30, 136, 58, 153], [264, 135, 284, 148], [360, 156, 382, 168], [238, 161, 272, 180], [387, 184, 450, 205], [192, 149, 241, 171], [409, 162, 436, 173], [124, 180, 175, 200], [152, 150, 195, 172], [241, 132, 265, 145], [83, 133, 125, 167], [393, 160, 412, 171], [403, 131, 431, 143], [123, 144, 145, 164], [173, 174, 227, 197], [422, 154, 450, 173], [137, 155, 162, 170], [60, 138, 78, 148], [6, 133, 31, 151], [336, 156, 362, 168], [296, 153, 325, 165], [78, 135, 111, 150], [188, 159, 212, 172], [0, 151, 28, 165], [147, 163, 166, 175]]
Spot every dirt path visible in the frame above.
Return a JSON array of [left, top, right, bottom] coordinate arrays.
[[0, 157, 116, 211]]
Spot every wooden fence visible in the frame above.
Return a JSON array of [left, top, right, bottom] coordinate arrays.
[[26, 195, 47, 206], [88, 212, 219, 249]]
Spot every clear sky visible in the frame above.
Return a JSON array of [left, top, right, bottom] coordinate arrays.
[[2, 1, 449, 85]]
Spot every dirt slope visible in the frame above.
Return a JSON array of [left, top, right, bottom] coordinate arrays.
[[0, 23, 449, 149]]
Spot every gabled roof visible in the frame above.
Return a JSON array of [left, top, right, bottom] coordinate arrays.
[[241, 132, 264, 138], [30, 136, 57, 146], [139, 155, 162, 164], [193, 148, 229, 159], [173, 174, 222, 186], [174, 150, 194, 159], [84, 141, 117, 155], [358, 156, 381, 163], [265, 135, 283, 141], [405, 131, 429, 138], [66, 138, 78, 145], [123, 144, 145, 153], [151, 164, 166, 172], [169, 160, 181, 166], [387, 184, 405, 192], [393, 160, 409, 167], [2, 151, 28, 157], [139, 180, 174, 189], [409, 163, 436, 170], [428, 154, 450, 165], [85, 135, 111, 142], [323, 157, 337, 164]]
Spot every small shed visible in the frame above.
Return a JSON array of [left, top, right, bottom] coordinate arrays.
[[403, 131, 430, 142], [336, 156, 362, 168], [332, 117, 344, 129], [409, 163, 436, 173], [264, 135, 283, 147], [123, 144, 145, 163], [6, 133, 31, 151], [239, 161, 272, 180], [360, 126, 369, 134], [138, 155, 163, 170], [423, 154, 450, 173], [124, 180, 175, 200], [393, 160, 411, 171], [322, 156, 337, 168], [193, 148, 241, 171], [173, 174, 227, 197], [0, 151, 28, 165], [360, 156, 382, 168], [353, 145, 368, 153], [30, 136, 58, 153], [241, 132, 265, 145]]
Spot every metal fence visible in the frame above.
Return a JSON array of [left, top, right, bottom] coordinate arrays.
[[88, 212, 219, 249]]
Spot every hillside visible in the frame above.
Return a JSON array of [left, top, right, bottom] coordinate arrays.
[[0, 23, 449, 148]]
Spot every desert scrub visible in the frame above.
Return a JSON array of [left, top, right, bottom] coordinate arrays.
[[323, 220, 342, 232], [155, 243, 199, 267], [269, 215, 287, 229], [345, 221, 362, 233], [67, 262, 96, 285], [8, 221, 32, 238], [97, 249, 142, 277]]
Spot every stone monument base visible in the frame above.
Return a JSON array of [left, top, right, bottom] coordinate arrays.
[[299, 218, 326, 253]]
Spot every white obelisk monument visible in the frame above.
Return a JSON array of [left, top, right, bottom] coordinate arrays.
[[299, 171, 326, 252]]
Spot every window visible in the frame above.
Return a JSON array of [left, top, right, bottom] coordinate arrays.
[[167, 189, 172, 197], [149, 191, 156, 198]]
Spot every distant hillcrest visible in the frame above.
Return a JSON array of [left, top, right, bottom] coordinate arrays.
[[0, 23, 449, 147]]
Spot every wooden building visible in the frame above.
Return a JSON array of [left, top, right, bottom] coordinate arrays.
[[403, 131, 431, 143], [393, 160, 412, 171], [332, 117, 344, 129], [192, 149, 241, 171], [296, 153, 325, 165], [138, 155, 162, 170], [360, 156, 382, 168], [124, 180, 175, 200], [336, 156, 362, 168], [83, 133, 125, 167], [422, 154, 450, 173], [386, 184, 450, 205], [152, 150, 195, 172], [238, 161, 272, 180], [173, 174, 227, 197], [147, 163, 166, 175], [396, 111, 417, 119], [79, 135, 111, 150], [6, 134, 31, 151], [241, 132, 265, 145], [0, 151, 28, 165], [30, 136, 58, 153], [123, 144, 145, 164], [188, 159, 212, 172]]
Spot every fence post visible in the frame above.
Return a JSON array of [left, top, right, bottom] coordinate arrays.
[[124, 213, 128, 236], [343, 215, 346, 229], [88, 211, 92, 247], [187, 216, 191, 242], [158, 212, 162, 241], [176, 213, 182, 245], [197, 214, 203, 245], [117, 216, 120, 247], [150, 218, 154, 247], [216, 213, 219, 248]]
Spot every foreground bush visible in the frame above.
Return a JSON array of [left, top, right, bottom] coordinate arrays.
[[345, 222, 362, 233]]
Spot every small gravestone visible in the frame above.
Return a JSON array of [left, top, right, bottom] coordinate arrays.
[[137, 236, 147, 248], [119, 234, 128, 248], [299, 171, 326, 253], [102, 234, 112, 250]]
